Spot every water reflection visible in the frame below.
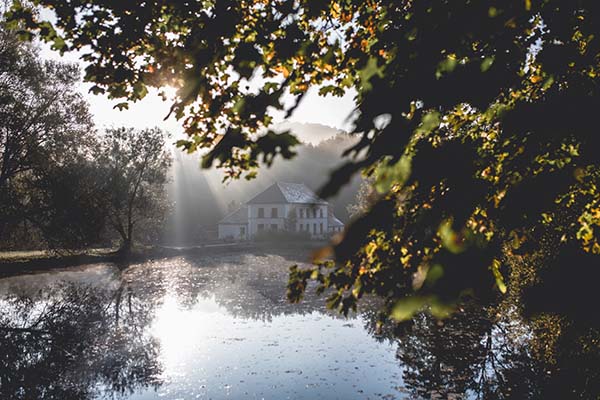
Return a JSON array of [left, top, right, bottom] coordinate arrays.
[[0, 281, 161, 399], [0, 253, 402, 399], [0, 251, 598, 399], [367, 303, 600, 399]]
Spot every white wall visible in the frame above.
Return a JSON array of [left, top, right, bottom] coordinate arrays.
[[248, 203, 329, 238], [248, 203, 287, 237], [218, 224, 247, 240], [292, 204, 328, 238]]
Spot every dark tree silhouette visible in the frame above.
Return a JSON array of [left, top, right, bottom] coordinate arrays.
[[0, 24, 99, 249]]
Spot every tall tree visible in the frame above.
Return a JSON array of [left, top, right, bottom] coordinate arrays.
[[8, 1, 600, 324], [0, 23, 97, 248], [30, 159, 110, 249], [98, 127, 171, 253]]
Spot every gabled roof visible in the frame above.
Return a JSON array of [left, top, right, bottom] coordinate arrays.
[[327, 208, 344, 227], [218, 205, 249, 224], [328, 215, 344, 227], [246, 182, 327, 205]]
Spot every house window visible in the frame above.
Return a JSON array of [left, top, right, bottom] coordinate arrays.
[[299, 223, 303, 231], [319, 209, 323, 218], [272, 207, 278, 218], [240, 226, 245, 237], [258, 208, 264, 218], [271, 224, 278, 231], [299, 209, 304, 218], [313, 223, 317, 234], [320, 223, 323, 234], [258, 223, 264, 231]]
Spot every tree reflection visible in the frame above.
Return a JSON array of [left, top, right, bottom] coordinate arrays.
[[125, 254, 598, 399], [364, 303, 600, 399], [0, 282, 162, 400], [0, 254, 597, 399]]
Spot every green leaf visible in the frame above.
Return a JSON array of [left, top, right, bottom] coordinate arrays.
[[491, 259, 507, 294], [244, 170, 258, 180], [391, 296, 428, 321], [436, 56, 458, 79], [133, 82, 148, 99], [89, 85, 105, 95], [318, 85, 345, 97], [438, 220, 466, 254], [358, 57, 384, 92], [481, 56, 495, 72], [415, 111, 441, 136], [425, 264, 444, 286], [374, 156, 411, 194], [52, 36, 66, 52], [113, 102, 129, 111]]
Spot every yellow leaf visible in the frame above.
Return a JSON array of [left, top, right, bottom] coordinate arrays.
[[272, 65, 290, 78], [491, 259, 507, 294], [530, 74, 542, 83], [331, 2, 341, 19]]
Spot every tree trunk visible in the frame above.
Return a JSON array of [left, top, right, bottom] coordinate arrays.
[[119, 236, 132, 255], [114, 213, 133, 256]]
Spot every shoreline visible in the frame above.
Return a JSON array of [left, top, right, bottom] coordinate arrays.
[[0, 241, 327, 277]]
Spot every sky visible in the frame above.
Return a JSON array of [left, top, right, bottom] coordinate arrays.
[[34, 10, 359, 214], [38, 42, 357, 142]]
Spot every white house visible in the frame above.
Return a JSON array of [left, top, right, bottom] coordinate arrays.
[[217, 182, 345, 240], [328, 210, 344, 234], [217, 205, 249, 240]]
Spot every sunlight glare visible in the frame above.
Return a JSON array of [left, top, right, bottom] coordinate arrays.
[[151, 294, 225, 369]]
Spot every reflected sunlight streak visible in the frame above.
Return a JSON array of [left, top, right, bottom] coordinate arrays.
[[151, 294, 224, 370]]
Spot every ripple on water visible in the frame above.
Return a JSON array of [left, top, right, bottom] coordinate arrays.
[[0, 251, 404, 400]]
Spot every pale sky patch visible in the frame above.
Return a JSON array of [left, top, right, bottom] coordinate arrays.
[[38, 42, 357, 141]]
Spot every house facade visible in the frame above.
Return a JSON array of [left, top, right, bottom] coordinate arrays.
[[217, 205, 248, 240], [217, 182, 344, 240]]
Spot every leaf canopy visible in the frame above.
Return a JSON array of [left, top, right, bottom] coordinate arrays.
[[7, 0, 600, 324]]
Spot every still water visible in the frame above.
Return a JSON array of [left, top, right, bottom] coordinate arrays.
[[1, 249, 597, 399], [0, 250, 405, 399]]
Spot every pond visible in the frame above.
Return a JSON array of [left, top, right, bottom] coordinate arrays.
[[0, 248, 597, 399]]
